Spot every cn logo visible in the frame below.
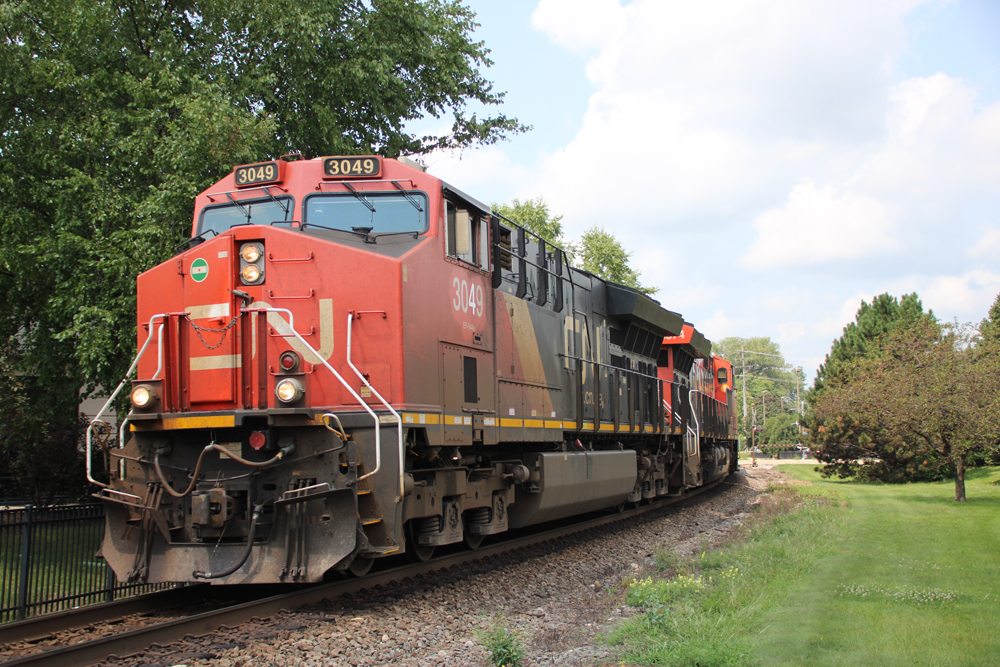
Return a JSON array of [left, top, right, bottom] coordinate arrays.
[[250, 299, 334, 363]]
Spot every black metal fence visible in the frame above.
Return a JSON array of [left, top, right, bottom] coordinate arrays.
[[0, 503, 172, 623]]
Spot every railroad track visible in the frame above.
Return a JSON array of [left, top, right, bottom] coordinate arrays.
[[0, 477, 728, 667]]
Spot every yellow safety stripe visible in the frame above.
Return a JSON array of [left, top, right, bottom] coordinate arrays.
[[135, 411, 660, 434], [401, 413, 661, 433], [162, 415, 236, 430]]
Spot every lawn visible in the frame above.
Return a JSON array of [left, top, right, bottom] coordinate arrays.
[[608, 466, 1000, 667], [754, 466, 1000, 667]]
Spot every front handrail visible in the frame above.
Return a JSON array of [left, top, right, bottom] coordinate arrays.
[[86, 313, 170, 488], [347, 312, 404, 500]]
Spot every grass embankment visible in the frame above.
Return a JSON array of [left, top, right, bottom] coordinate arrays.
[[609, 467, 1000, 666]]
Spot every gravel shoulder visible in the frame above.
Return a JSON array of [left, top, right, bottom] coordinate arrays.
[[84, 464, 789, 667]]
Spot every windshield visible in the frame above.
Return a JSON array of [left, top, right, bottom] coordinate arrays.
[[305, 192, 428, 235], [198, 198, 294, 237]]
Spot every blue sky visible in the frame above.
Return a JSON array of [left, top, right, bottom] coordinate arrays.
[[416, 0, 1000, 380]]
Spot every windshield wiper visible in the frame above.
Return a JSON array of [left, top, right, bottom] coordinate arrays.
[[391, 181, 424, 212], [343, 182, 375, 213]]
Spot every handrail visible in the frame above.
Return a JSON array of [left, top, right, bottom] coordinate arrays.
[[86, 313, 169, 488], [242, 307, 385, 487], [687, 389, 701, 458], [152, 324, 164, 380], [347, 312, 404, 500]]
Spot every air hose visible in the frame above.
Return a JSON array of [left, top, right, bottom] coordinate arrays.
[[154, 442, 295, 499], [192, 504, 263, 580]]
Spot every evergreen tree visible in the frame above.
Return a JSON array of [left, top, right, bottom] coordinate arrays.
[[979, 291, 1000, 344], [812, 293, 933, 395]]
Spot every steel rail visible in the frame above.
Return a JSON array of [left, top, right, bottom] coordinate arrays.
[[0, 586, 206, 645], [1, 475, 733, 667]]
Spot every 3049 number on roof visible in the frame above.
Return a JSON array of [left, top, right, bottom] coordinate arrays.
[[234, 161, 284, 187], [323, 156, 381, 179]]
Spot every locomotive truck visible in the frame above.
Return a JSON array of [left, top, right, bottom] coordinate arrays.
[[88, 154, 738, 583]]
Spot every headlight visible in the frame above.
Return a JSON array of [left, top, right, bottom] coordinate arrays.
[[242, 264, 262, 283], [275, 378, 304, 403], [131, 385, 158, 409], [241, 244, 261, 262], [239, 242, 265, 285]]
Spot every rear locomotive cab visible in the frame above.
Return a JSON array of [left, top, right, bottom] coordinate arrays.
[[658, 325, 739, 489]]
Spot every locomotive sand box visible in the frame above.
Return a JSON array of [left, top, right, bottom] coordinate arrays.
[[87, 155, 738, 583]]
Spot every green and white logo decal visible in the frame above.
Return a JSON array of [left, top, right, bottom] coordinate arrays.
[[191, 258, 209, 283]]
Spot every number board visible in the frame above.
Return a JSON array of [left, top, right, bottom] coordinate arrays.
[[323, 156, 381, 179], [234, 161, 284, 188]]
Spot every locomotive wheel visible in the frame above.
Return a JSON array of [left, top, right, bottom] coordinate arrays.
[[463, 533, 484, 550], [347, 555, 374, 577], [406, 523, 435, 562]]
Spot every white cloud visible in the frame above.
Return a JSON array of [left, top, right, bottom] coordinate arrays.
[[923, 270, 1000, 319], [526, 0, 948, 235], [742, 181, 896, 267], [531, 0, 627, 54], [699, 310, 734, 342], [969, 228, 1000, 259], [777, 322, 808, 345]]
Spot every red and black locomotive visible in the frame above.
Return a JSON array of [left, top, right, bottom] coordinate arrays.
[[88, 155, 738, 583]]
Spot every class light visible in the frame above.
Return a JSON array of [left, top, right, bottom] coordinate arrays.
[[275, 378, 304, 403]]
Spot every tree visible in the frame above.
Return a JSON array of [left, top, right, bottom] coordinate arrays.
[[979, 291, 1000, 344], [0, 0, 525, 464], [0, 339, 89, 505], [812, 293, 932, 395], [810, 318, 1000, 501], [493, 197, 566, 246], [712, 337, 801, 445], [759, 412, 802, 446], [575, 225, 656, 295]]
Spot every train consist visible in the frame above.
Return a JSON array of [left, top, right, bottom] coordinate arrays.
[[88, 155, 738, 583]]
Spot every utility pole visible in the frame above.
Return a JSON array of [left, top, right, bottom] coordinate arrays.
[[741, 341, 747, 420], [795, 366, 801, 415]]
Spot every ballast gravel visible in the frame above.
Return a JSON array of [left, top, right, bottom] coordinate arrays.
[[85, 464, 789, 667]]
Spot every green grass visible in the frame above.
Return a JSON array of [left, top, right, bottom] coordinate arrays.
[[607, 467, 1000, 666], [754, 466, 1000, 667]]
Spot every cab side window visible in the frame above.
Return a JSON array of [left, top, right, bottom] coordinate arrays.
[[446, 201, 488, 270]]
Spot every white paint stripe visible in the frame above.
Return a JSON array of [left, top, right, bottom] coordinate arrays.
[[186, 302, 231, 319], [190, 355, 242, 371]]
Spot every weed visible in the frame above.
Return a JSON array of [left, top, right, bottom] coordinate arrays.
[[654, 547, 682, 573], [475, 616, 525, 667], [835, 583, 960, 605]]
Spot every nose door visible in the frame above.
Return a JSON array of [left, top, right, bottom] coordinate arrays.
[[182, 235, 238, 407]]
